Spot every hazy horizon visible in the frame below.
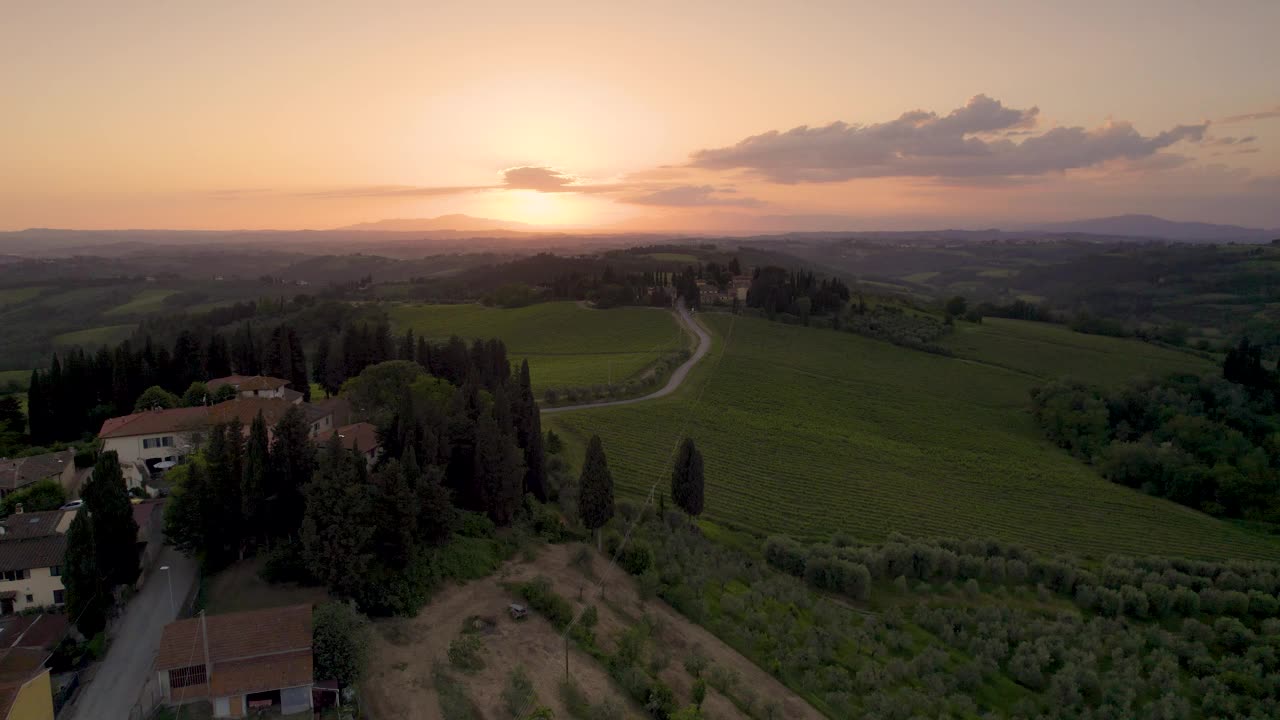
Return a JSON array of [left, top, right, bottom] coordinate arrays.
[[3, 1, 1279, 232]]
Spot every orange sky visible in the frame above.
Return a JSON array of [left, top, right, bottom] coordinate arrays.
[[2, 1, 1278, 231]]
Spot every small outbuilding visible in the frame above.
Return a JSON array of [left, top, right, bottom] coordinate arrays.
[[155, 604, 314, 718]]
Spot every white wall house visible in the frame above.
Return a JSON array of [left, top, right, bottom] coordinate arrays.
[[0, 509, 75, 615]]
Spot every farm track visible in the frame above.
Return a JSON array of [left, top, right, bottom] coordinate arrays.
[[541, 303, 711, 414]]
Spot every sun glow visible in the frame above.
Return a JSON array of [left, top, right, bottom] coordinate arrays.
[[483, 189, 594, 227]]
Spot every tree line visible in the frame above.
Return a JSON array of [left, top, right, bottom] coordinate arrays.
[[1031, 358, 1280, 522], [24, 323, 311, 446]]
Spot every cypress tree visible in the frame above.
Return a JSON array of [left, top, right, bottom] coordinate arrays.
[[515, 360, 547, 501], [670, 437, 705, 523], [472, 395, 524, 526], [370, 461, 417, 568], [81, 451, 141, 587], [578, 435, 615, 550], [302, 435, 373, 598], [26, 370, 47, 446], [399, 329, 415, 362], [163, 458, 212, 561], [270, 406, 313, 538], [205, 333, 232, 379], [286, 327, 310, 401], [64, 511, 106, 637], [243, 412, 271, 548], [313, 336, 331, 397], [171, 331, 203, 390]]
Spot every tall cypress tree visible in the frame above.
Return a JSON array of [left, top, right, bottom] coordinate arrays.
[[286, 327, 310, 401], [578, 435, 615, 550], [312, 336, 331, 397], [171, 330, 204, 390], [81, 451, 141, 587], [26, 370, 48, 445], [670, 437, 706, 523], [205, 333, 232, 379], [270, 406, 313, 538], [515, 360, 547, 501], [302, 434, 373, 598], [64, 511, 106, 636], [472, 399, 524, 526], [243, 412, 271, 547], [370, 461, 417, 569], [398, 329, 415, 362]]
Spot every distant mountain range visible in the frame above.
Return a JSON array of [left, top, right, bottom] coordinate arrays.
[[336, 214, 542, 232], [1025, 214, 1278, 243]]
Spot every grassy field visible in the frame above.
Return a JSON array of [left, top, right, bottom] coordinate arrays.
[[0, 370, 28, 393], [52, 324, 136, 349], [386, 302, 686, 391], [0, 287, 45, 307], [945, 317, 1214, 386], [103, 288, 179, 316], [545, 314, 1280, 561]]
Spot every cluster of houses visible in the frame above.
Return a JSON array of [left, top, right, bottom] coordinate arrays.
[[0, 374, 375, 718], [98, 374, 379, 489], [696, 275, 752, 307]]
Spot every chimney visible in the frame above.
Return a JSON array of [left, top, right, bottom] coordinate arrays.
[[14, 504, 23, 514]]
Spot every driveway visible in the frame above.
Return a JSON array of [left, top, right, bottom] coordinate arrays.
[[65, 545, 198, 720], [542, 302, 712, 414]]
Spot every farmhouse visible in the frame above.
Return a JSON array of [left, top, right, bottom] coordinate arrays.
[[206, 375, 303, 404], [155, 604, 314, 718], [316, 422, 381, 468], [0, 451, 76, 500], [98, 398, 335, 486], [0, 510, 76, 615]]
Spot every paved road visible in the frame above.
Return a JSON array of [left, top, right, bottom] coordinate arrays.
[[65, 545, 198, 720], [543, 303, 712, 414]]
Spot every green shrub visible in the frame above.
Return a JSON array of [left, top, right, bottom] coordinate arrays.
[[448, 634, 485, 673], [312, 602, 370, 686], [457, 511, 496, 539], [502, 666, 536, 718], [645, 680, 676, 719], [763, 536, 806, 576], [86, 632, 107, 660], [436, 537, 503, 581], [518, 576, 575, 630], [620, 543, 654, 576], [259, 540, 315, 585], [560, 678, 591, 720]]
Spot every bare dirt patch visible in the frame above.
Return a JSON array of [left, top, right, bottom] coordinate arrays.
[[362, 543, 823, 720]]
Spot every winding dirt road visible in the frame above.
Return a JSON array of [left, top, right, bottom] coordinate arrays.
[[541, 303, 711, 414]]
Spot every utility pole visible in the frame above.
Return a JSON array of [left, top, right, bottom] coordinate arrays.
[[200, 610, 213, 701], [564, 634, 569, 681]]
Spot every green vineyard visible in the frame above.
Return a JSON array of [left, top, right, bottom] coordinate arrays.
[[546, 313, 1280, 561], [386, 301, 686, 392]]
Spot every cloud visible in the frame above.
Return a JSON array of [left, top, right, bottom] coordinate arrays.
[[501, 166, 580, 192], [1220, 105, 1280, 124], [299, 184, 488, 199], [622, 185, 764, 208], [1205, 135, 1258, 146], [689, 94, 1207, 182]]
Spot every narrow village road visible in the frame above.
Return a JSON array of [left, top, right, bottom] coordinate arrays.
[[542, 303, 712, 414], [65, 545, 198, 720]]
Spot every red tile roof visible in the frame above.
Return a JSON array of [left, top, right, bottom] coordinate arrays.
[[316, 423, 379, 453], [156, 604, 312, 672], [97, 406, 208, 439], [210, 650, 313, 696], [99, 398, 330, 439], [208, 375, 289, 392], [131, 499, 164, 536], [0, 613, 68, 651], [0, 647, 49, 717], [0, 450, 73, 492]]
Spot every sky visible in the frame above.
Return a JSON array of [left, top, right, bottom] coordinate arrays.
[[2, 0, 1278, 232]]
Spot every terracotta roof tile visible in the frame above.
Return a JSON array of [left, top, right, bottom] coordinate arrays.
[[0, 451, 73, 491], [97, 406, 209, 439], [236, 376, 290, 392], [210, 650, 313, 696], [0, 535, 66, 573], [156, 604, 312, 672], [0, 646, 49, 715], [0, 511, 65, 540], [316, 423, 379, 453], [0, 613, 68, 651]]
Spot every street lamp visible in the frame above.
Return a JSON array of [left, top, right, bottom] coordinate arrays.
[[160, 565, 175, 617]]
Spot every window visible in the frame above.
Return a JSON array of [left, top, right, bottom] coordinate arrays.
[[162, 436, 174, 447], [24, 594, 32, 604], [144, 437, 175, 449], [50, 565, 61, 577], [52, 590, 64, 605], [169, 665, 207, 689], [143, 438, 157, 449], [1, 570, 28, 582]]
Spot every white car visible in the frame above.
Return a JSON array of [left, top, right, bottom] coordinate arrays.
[[60, 500, 84, 510]]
